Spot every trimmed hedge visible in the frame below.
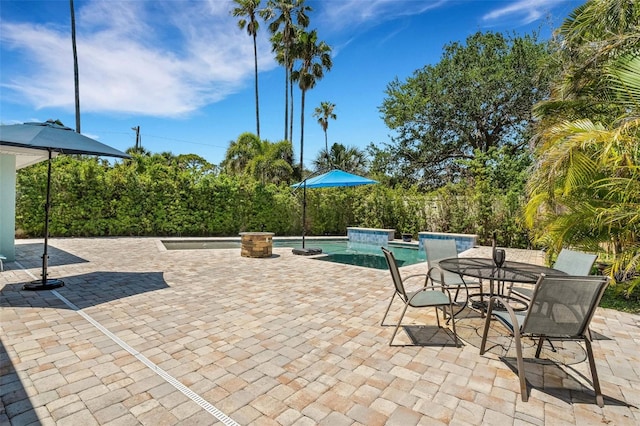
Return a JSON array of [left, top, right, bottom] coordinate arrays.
[[15, 154, 530, 247]]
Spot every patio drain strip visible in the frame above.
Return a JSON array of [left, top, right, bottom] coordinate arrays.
[[17, 264, 239, 426]]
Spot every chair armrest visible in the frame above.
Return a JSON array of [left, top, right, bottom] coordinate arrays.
[[480, 295, 522, 356], [486, 295, 521, 333], [402, 273, 430, 288]]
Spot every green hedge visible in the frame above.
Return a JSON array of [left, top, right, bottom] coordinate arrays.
[[15, 154, 530, 247]]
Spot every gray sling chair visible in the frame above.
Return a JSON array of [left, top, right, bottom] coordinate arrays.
[[381, 247, 460, 347], [509, 248, 598, 301], [480, 274, 610, 407], [424, 239, 482, 315]]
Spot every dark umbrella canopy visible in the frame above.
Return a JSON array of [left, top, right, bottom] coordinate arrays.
[[0, 121, 130, 158], [0, 121, 130, 290], [290, 169, 378, 254]]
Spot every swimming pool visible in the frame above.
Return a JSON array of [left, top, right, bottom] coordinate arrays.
[[162, 239, 426, 270]]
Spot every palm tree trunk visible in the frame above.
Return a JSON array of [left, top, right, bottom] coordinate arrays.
[[284, 56, 289, 142], [252, 32, 260, 138], [70, 0, 81, 133], [300, 88, 306, 178], [289, 72, 294, 144]]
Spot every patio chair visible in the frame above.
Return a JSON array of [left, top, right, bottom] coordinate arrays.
[[480, 274, 609, 407], [425, 239, 482, 308], [509, 248, 598, 301], [380, 247, 460, 347]]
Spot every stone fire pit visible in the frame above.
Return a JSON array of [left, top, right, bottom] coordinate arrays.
[[239, 232, 274, 258]]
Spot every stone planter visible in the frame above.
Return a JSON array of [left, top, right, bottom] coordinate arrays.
[[402, 233, 413, 242]]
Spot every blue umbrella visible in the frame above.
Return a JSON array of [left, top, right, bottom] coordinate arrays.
[[291, 169, 378, 189], [290, 169, 378, 254], [0, 121, 130, 290]]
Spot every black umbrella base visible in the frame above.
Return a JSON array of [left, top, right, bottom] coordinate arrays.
[[23, 279, 65, 291], [292, 248, 323, 256]]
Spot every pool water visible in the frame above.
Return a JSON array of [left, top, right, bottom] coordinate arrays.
[[289, 240, 426, 269], [162, 239, 426, 270]]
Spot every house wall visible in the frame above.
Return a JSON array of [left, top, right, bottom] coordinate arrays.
[[0, 154, 16, 261]]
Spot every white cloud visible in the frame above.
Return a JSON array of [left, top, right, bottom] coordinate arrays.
[[0, 0, 277, 118], [482, 0, 559, 25], [319, 0, 448, 31]]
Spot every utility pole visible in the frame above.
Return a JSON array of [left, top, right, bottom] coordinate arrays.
[[70, 0, 81, 133], [131, 126, 141, 151]]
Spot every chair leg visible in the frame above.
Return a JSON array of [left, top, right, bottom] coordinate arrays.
[[584, 337, 604, 407], [448, 302, 459, 348], [389, 303, 409, 346], [513, 329, 528, 402], [381, 292, 397, 326], [447, 285, 468, 323]]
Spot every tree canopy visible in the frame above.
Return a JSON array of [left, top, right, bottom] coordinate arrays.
[[312, 143, 367, 175], [221, 132, 294, 184], [378, 31, 551, 188]]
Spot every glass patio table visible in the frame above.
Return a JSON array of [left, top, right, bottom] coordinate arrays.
[[437, 257, 567, 313]]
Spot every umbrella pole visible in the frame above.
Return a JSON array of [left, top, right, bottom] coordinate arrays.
[[291, 178, 321, 256], [302, 182, 306, 249], [24, 149, 64, 291]]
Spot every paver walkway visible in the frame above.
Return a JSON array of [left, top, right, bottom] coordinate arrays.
[[1, 237, 638, 425]]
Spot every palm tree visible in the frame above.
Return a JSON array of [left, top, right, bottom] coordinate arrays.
[[247, 139, 294, 184], [525, 0, 640, 290], [232, 0, 262, 138], [533, 0, 640, 126], [264, 0, 311, 142], [70, 0, 80, 133], [313, 101, 336, 152], [291, 29, 332, 178], [221, 132, 294, 184], [221, 132, 262, 175], [313, 143, 367, 174], [269, 31, 292, 141]]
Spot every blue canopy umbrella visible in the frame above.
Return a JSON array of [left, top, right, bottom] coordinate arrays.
[[0, 121, 130, 290], [291, 169, 378, 189], [291, 169, 378, 255]]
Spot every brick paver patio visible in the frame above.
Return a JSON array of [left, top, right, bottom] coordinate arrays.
[[1, 237, 638, 425]]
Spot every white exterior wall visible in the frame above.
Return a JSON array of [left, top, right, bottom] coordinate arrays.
[[0, 154, 16, 261]]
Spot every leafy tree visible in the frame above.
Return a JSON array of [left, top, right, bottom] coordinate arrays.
[[313, 101, 336, 151], [313, 143, 367, 175], [459, 146, 532, 245], [525, 0, 640, 292], [291, 29, 332, 178], [232, 0, 263, 137], [379, 31, 551, 188]]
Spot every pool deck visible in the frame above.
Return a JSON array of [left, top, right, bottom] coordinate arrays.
[[1, 237, 638, 425]]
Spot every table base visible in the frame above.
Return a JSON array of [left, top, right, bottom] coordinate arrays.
[[468, 293, 528, 313]]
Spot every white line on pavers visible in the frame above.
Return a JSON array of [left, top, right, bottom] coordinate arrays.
[[16, 262, 239, 426]]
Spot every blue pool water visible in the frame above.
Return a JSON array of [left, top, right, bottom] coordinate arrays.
[[284, 240, 426, 269], [162, 239, 426, 270]]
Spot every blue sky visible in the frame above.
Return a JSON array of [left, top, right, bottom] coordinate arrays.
[[0, 0, 582, 168]]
